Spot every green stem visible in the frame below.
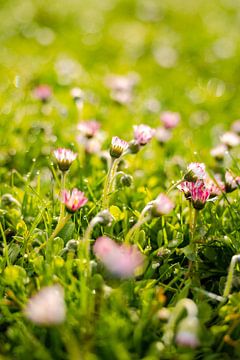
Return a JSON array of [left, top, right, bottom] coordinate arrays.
[[167, 179, 183, 194], [223, 255, 240, 297], [102, 158, 119, 209], [59, 172, 66, 220], [163, 298, 198, 346], [125, 212, 151, 244], [0, 221, 10, 266], [37, 214, 71, 252]]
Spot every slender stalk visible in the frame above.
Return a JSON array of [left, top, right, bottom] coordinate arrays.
[[59, 172, 66, 220], [81, 217, 99, 277], [223, 255, 240, 297], [0, 221, 10, 266], [125, 211, 151, 245], [102, 158, 120, 209], [163, 298, 198, 346], [37, 214, 71, 252], [167, 179, 183, 194]]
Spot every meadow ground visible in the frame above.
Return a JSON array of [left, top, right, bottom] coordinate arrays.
[[0, 0, 240, 359]]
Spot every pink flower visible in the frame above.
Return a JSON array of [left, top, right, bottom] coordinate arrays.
[[53, 148, 77, 172], [210, 144, 227, 161], [93, 236, 145, 278], [152, 194, 174, 216], [155, 127, 172, 144], [24, 285, 66, 326], [205, 177, 225, 198], [133, 124, 155, 145], [184, 162, 206, 182], [220, 131, 239, 148], [110, 136, 128, 158], [175, 317, 199, 348], [61, 188, 88, 213], [178, 181, 211, 210], [160, 111, 180, 129], [33, 85, 52, 102], [190, 181, 211, 210], [225, 171, 240, 193], [77, 120, 100, 138], [231, 119, 240, 135]]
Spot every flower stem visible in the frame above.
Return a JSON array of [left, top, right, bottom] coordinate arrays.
[[59, 172, 66, 220], [223, 255, 240, 297], [167, 179, 183, 194], [125, 206, 151, 244], [102, 158, 120, 209]]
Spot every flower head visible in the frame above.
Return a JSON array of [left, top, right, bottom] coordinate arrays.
[[155, 127, 172, 144], [33, 85, 52, 102], [205, 177, 225, 198], [161, 111, 180, 129], [110, 136, 128, 158], [184, 162, 206, 182], [133, 124, 155, 146], [210, 144, 227, 161], [77, 120, 100, 138], [175, 316, 200, 349], [24, 285, 66, 326], [93, 236, 145, 278], [231, 119, 240, 135], [53, 148, 77, 172], [70, 87, 84, 102], [220, 131, 239, 148], [61, 188, 88, 213], [225, 170, 240, 193], [178, 181, 211, 210], [151, 194, 174, 216], [190, 181, 211, 210]]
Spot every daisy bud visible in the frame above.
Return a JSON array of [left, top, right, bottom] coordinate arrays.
[[151, 194, 174, 217], [77, 120, 100, 138], [161, 111, 180, 129], [110, 136, 128, 158], [24, 285, 66, 326], [93, 236, 145, 278], [120, 174, 133, 187], [184, 162, 206, 182], [94, 210, 114, 226], [210, 144, 227, 161], [231, 119, 240, 135], [220, 131, 239, 149], [177, 181, 193, 200], [205, 177, 225, 198], [191, 181, 211, 210], [133, 124, 155, 146], [175, 316, 200, 349], [128, 140, 141, 154], [53, 148, 77, 172], [33, 85, 52, 103], [61, 188, 88, 213], [70, 87, 84, 102], [155, 127, 172, 145], [225, 171, 240, 193]]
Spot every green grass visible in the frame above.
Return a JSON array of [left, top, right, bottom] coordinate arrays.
[[0, 0, 240, 359]]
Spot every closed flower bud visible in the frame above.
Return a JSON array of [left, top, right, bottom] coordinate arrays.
[[95, 210, 114, 226], [24, 285, 66, 326], [128, 139, 141, 154], [120, 174, 133, 187], [225, 170, 240, 193], [110, 136, 128, 158], [175, 316, 200, 348], [220, 131, 239, 148], [184, 162, 206, 182], [53, 148, 77, 172], [151, 194, 174, 217]]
